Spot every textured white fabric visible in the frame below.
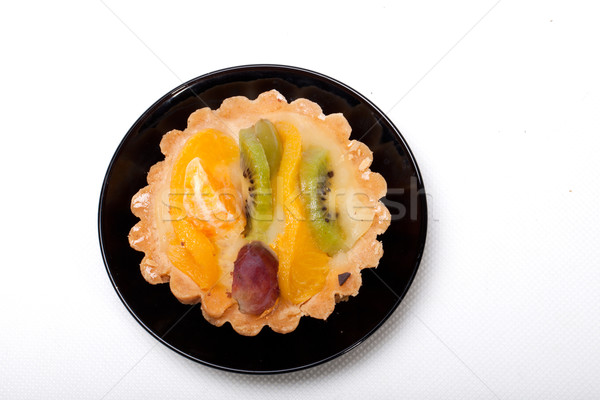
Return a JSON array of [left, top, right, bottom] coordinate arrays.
[[1, 0, 599, 398]]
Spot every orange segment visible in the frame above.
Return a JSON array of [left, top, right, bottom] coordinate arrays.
[[273, 216, 330, 304], [171, 128, 239, 188], [183, 157, 241, 237], [168, 219, 219, 289], [169, 129, 242, 236], [272, 122, 330, 304], [274, 122, 303, 219]]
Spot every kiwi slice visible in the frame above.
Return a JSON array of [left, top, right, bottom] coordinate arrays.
[[254, 119, 282, 178], [239, 130, 273, 241], [299, 147, 346, 255]]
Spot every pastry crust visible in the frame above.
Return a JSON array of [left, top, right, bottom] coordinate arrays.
[[129, 90, 391, 336]]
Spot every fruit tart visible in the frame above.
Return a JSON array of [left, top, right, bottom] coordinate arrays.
[[129, 90, 391, 336]]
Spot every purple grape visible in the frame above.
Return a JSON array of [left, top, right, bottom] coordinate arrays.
[[232, 241, 279, 315]]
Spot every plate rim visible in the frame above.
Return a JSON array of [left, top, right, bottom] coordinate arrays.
[[98, 64, 428, 374]]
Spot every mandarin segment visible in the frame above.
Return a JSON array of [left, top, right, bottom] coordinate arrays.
[[183, 157, 241, 237], [172, 128, 239, 184], [273, 121, 303, 218], [170, 128, 243, 237], [287, 222, 330, 303], [168, 220, 219, 289]]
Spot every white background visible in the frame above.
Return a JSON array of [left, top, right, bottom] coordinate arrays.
[[1, 0, 599, 398]]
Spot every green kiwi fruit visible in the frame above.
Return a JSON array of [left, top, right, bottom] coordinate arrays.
[[253, 119, 282, 178], [239, 120, 283, 240], [299, 147, 346, 255], [239, 130, 273, 241]]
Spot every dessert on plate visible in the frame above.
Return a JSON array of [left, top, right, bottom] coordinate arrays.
[[129, 89, 391, 336]]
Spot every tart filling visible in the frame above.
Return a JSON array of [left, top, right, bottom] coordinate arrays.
[[129, 90, 391, 336]]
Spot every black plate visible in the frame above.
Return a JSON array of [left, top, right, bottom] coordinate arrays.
[[98, 65, 427, 374]]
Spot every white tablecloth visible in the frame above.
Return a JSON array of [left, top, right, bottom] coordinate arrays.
[[2, 0, 599, 398]]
